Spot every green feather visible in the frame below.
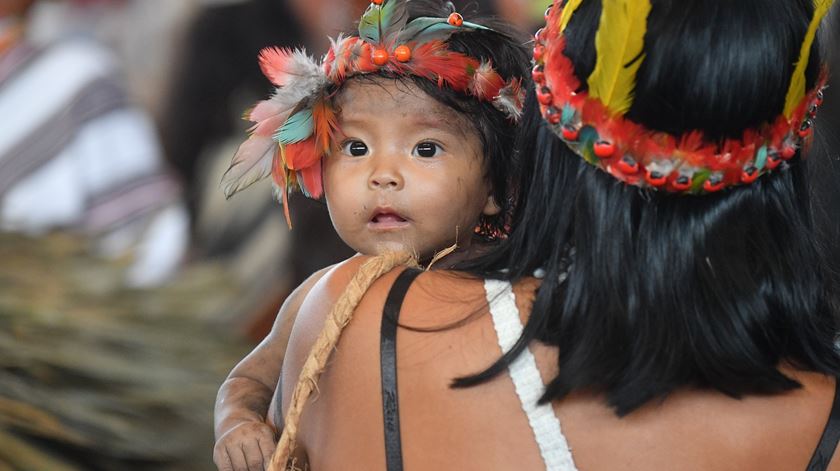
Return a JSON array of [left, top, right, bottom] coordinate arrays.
[[690, 169, 711, 192], [755, 145, 768, 171], [561, 105, 575, 125], [399, 16, 490, 44], [461, 21, 491, 31], [579, 127, 599, 165], [275, 109, 313, 144], [358, 0, 408, 45]]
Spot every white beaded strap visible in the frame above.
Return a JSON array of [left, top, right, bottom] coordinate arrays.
[[485, 279, 578, 471]]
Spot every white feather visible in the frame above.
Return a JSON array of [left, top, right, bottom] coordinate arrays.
[[221, 135, 276, 198]]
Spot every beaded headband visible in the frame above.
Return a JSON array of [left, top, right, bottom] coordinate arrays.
[[533, 0, 833, 194], [222, 0, 524, 224]]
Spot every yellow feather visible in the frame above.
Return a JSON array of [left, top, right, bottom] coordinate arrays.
[[784, 0, 835, 118], [559, 0, 586, 32], [587, 0, 652, 116]]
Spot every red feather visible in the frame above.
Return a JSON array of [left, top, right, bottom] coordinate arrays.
[[545, 37, 579, 97], [469, 61, 505, 100], [284, 138, 320, 170], [354, 42, 377, 74], [407, 41, 478, 93], [299, 159, 323, 199], [259, 47, 294, 87]]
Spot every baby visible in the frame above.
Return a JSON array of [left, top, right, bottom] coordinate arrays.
[[213, 1, 531, 469]]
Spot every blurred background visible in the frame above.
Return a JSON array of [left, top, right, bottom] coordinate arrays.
[[0, 0, 547, 469]]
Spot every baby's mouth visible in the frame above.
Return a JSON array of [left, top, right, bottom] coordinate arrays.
[[372, 213, 406, 223], [369, 210, 410, 230]]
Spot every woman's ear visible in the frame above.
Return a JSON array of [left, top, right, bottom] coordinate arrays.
[[482, 194, 502, 216]]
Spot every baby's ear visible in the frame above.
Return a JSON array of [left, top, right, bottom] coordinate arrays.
[[482, 195, 502, 216]]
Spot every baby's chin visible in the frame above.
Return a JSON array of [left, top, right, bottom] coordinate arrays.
[[345, 238, 433, 259], [350, 239, 462, 266]]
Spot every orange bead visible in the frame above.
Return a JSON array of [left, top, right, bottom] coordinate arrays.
[[448, 12, 464, 26], [703, 178, 725, 193], [372, 48, 389, 66], [644, 170, 667, 187], [394, 45, 411, 62], [740, 167, 759, 184], [372, 0, 384, 4], [593, 140, 616, 158]]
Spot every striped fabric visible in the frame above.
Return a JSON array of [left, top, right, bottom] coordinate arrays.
[[0, 36, 188, 286]]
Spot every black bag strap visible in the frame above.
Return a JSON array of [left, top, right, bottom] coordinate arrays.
[[380, 268, 422, 471], [807, 378, 840, 471]]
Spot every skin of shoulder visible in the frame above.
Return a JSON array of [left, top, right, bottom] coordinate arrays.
[[277, 258, 534, 469], [278, 255, 376, 425]]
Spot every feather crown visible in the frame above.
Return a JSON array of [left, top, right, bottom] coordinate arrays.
[[534, 0, 833, 194], [222, 0, 525, 226]]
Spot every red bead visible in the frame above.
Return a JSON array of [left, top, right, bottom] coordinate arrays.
[[741, 167, 759, 183], [593, 140, 615, 158], [798, 126, 812, 138], [533, 45, 545, 62], [532, 65, 545, 83], [372, 0, 384, 4], [672, 175, 692, 191], [781, 146, 796, 159], [372, 48, 389, 66], [448, 12, 463, 26], [546, 107, 561, 124], [766, 154, 781, 170], [644, 170, 667, 187], [535, 28, 546, 43], [616, 156, 639, 174], [544, 5, 552, 20], [394, 45, 411, 62], [537, 86, 553, 106], [561, 125, 579, 141], [816, 90, 824, 106], [703, 178, 725, 192]]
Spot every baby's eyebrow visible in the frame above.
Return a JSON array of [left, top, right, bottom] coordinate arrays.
[[409, 115, 470, 136]]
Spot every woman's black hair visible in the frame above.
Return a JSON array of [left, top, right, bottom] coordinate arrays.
[[334, 0, 533, 239], [457, 0, 840, 416]]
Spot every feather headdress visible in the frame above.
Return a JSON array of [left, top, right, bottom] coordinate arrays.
[[534, 0, 834, 194], [222, 0, 524, 226]]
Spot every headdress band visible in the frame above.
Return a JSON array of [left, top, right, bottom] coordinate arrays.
[[223, 0, 525, 225], [534, 0, 833, 194]]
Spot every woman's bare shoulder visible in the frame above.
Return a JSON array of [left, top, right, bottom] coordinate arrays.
[[279, 261, 495, 406]]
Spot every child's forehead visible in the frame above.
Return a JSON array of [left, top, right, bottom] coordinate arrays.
[[335, 78, 466, 124]]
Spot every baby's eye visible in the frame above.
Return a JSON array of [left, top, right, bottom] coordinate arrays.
[[341, 140, 368, 157], [413, 142, 442, 158]]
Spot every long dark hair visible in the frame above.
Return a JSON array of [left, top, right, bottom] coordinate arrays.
[[457, 0, 840, 416], [332, 0, 533, 238]]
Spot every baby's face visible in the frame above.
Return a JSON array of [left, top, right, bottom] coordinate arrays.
[[323, 78, 499, 260]]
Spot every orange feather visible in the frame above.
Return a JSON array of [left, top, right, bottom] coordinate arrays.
[[312, 99, 338, 156]]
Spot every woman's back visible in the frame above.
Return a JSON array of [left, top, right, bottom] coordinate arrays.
[[279, 257, 840, 470]]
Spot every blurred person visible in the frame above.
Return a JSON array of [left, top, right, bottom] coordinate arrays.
[[0, 0, 189, 287], [27, 0, 198, 118], [159, 0, 371, 338]]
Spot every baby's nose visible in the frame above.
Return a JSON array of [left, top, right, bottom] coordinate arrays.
[[368, 166, 403, 190]]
